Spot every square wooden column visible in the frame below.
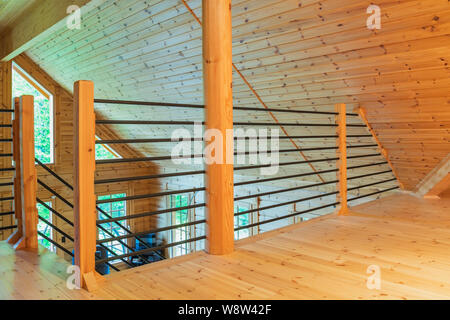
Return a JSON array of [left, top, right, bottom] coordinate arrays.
[[335, 103, 348, 215], [73, 80, 98, 290], [203, 0, 234, 255], [9, 95, 38, 250]]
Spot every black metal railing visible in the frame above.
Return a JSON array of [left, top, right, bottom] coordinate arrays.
[[91, 98, 402, 264], [0, 108, 15, 238], [35, 158, 148, 273]]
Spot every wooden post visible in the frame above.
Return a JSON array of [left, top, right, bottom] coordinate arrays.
[[73, 80, 98, 291], [203, 0, 234, 255], [7, 98, 24, 246], [9, 96, 38, 249], [335, 103, 348, 215]]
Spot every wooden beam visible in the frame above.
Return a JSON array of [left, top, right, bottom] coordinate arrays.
[[203, 0, 234, 255], [12, 96, 38, 250], [416, 153, 450, 198], [335, 103, 348, 216], [357, 106, 405, 190], [73, 80, 98, 290], [0, 0, 106, 61], [424, 174, 450, 199]]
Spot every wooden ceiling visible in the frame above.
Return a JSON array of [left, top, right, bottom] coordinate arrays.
[[0, 0, 37, 35], [21, 0, 450, 190]]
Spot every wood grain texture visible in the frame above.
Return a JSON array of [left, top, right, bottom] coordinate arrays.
[[3, 193, 450, 299], [22, 0, 450, 190], [203, 0, 234, 255], [73, 80, 97, 287], [335, 103, 348, 215], [17, 95, 38, 250]]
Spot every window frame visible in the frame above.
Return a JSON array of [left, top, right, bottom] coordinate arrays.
[[12, 62, 55, 165], [168, 193, 196, 258], [95, 135, 122, 159], [97, 192, 128, 264]]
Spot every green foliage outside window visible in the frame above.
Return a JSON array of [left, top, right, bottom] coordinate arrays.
[[171, 194, 190, 256], [37, 202, 54, 251], [95, 143, 118, 160], [98, 193, 127, 262], [12, 68, 53, 164], [235, 206, 250, 240]]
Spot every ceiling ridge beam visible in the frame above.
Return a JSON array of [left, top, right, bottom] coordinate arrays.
[[0, 0, 108, 62]]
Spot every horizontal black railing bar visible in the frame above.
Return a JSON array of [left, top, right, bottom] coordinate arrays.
[[236, 161, 390, 188], [94, 135, 373, 144], [96, 154, 202, 164], [37, 198, 74, 226], [95, 170, 205, 185], [236, 190, 339, 216], [0, 168, 15, 173], [37, 231, 74, 257], [347, 144, 377, 149], [235, 168, 339, 187], [36, 158, 73, 190], [346, 161, 388, 170], [96, 145, 377, 165], [0, 109, 14, 113], [97, 165, 387, 205], [94, 98, 359, 116], [96, 119, 365, 128], [0, 211, 14, 217], [235, 202, 339, 232], [0, 196, 14, 202], [97, 203, 206, 224], [0, 182, 14, 187], [35, 160, 156, 265], [97, 219, 206, 243], [96, 157, 387, 187], [96, 154, 383, 184], [235, 153, 381, 171], [0, 139, 13, 142], [95, 235, 206, 264], [0, 153, 12, 157], [235, 180, 339, 201], [0, 225, 16, 231], [96, 187, 206, 204], [94, 99, 205, 109], [347, 170, 393, 181], [348, 178, 398, 192], [38, 216, 74, 242], [0, 124, 12, 128], [347, 186, 400, 202]]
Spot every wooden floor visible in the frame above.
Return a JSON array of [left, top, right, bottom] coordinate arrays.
[[2, 193, 450, 300]]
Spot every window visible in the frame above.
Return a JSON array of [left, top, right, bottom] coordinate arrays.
[[170, 194, 191, 257], [97, 193, 127, 263], [37, 201, 55, 252], [12, 63, 54, 164], [95, 136, 121, 160], [234, 205, 250, 240]]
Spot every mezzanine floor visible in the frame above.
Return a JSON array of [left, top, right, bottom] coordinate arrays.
[[1, 193, 450, 300]]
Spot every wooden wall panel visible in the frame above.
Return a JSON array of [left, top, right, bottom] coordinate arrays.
[[20, 0, 450, 190]]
